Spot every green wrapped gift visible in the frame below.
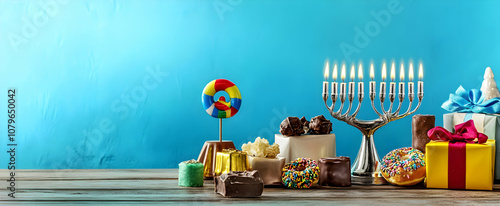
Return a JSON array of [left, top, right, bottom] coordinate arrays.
[[444, 113, 500, 180]]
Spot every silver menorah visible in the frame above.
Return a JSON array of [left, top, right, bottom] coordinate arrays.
[[322, 60, 424, 185]]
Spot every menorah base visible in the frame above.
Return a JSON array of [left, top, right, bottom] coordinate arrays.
[[351, 174, 387, 185], [350, 134, 388, 185]]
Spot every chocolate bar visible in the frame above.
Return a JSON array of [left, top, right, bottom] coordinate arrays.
[[412, 115, 435, 153], [214, 170, 264, 197]]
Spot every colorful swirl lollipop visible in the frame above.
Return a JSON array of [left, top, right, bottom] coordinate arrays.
[[202, 79, 242, 118]]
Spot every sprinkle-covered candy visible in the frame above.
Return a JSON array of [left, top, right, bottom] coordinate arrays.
[[281, 158, 320, 189]]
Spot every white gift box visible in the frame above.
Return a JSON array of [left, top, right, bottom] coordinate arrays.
[[275, 134, 336, 163]]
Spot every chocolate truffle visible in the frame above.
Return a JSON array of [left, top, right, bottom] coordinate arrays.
[[412, 115, 435, 153], [309, 115, 333, 134], [215, 170, 264, 197], [319, 157, 351, 187], [300, 116, 310, 134], [279, 117, 305, 136]]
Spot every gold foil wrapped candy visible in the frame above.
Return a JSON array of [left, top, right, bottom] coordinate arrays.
[[214, 149, 249, 176]]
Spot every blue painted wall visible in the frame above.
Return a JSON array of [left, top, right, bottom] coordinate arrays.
[[1, 0, 499, 169]]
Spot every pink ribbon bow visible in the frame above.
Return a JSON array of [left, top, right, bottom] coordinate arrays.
[[426, 119, 488, 189], [427, 120, 488, 144]]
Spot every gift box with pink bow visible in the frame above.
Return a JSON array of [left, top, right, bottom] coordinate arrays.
[[426, 120, 495, 190]]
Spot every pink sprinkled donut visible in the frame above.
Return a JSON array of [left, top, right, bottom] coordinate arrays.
[[381, 147, 426, 186]]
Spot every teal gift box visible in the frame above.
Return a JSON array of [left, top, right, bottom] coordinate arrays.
[[444, 113, 500, 180]]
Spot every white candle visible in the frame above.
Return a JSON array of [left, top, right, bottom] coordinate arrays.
[[323, 61, 329, 95], [399, 62, 405, 95], [369, 62, 375, 94], [380, 62, 386, 95], [331, 63, 338, 95], [358, 62, 364, 96], [350, 64, 355, 82], [390, 61, 396, 95], [349, 64, 355, 95], [418, 62, 424, 95], [341, 63, 346, 97], [409, 61, 414, 95]]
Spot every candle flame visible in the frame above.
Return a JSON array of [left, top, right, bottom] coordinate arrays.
[[409, 61, 414, 81], [341, 63, 346, 82], [419, 62, 424, 80], [370, 62, 374, 81], [324, 60, 329, 80], [400, 62, 405, 81], [382, 62, 387, 81], [358, 63, 363, 81], [350, 64, 355, 81], [333, 63, 338, 80], [390, 61, 396, 82]]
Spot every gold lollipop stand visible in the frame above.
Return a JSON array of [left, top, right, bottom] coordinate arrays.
[[197, 119, 235, 179]]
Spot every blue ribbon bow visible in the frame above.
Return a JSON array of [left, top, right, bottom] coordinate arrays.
[[441, 86, 500, 114]]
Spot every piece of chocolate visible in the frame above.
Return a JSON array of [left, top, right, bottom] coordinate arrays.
[[412, 115, 435, 153], [309, 115, 332, 134], [279, 117, 305, 136], [300, 116, 310, 134], [215, 170, 264, 197], [319, 157, 351, 187], [247, 156, 285, 186]]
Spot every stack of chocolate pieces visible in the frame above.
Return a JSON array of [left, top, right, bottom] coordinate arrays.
[[279, 115, 333, 136]]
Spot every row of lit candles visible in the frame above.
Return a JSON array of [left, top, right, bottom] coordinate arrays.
[[322, 60, 424, 99]]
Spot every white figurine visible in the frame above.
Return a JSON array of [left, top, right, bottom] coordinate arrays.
[[480, 67, 500, 101]]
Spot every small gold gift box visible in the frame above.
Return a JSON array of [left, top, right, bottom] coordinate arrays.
[[214, 149, 249, 176]]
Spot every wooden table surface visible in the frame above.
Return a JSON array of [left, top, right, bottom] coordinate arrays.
[[1, 169, 500, 205]]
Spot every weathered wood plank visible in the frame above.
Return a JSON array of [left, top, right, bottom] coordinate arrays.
[[2, 188, 500, 204], [1, 169, 500, 205], [2, 180, 500, 199], [0, 169, 178, 181]]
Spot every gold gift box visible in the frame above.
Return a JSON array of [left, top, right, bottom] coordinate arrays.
[[214, 149, 249, 176], [426, 139, 495, 190]]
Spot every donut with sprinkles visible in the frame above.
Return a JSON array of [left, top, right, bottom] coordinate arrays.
[[282, 158, 320, 189], [381, 147, 426, 186]]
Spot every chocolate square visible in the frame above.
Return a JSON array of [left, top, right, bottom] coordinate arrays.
[[412, 115, 435, 153], [319, 157, 351, 187], [214, 170, 264, 197]]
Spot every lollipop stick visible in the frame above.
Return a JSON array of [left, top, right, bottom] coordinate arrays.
[[219, 118, 222, 142]]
